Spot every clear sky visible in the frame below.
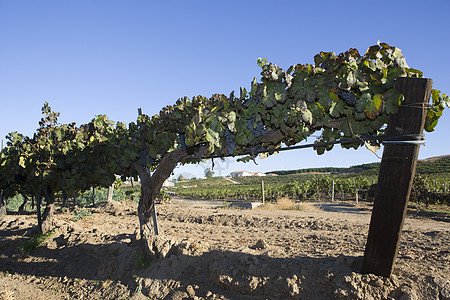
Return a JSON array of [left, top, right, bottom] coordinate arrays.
[[1, 0, 449, 178]]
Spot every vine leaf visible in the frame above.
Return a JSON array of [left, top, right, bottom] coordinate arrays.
[[384, 88, 403, 115], [302, 109, 313, 124], [356, 93, 371, 113], [364, 94, 384, 120]]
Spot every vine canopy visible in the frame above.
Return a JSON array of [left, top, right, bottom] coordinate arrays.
[[128, 42, 448, 170]]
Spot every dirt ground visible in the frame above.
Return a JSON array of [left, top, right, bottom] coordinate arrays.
[[0, 199, 449, 300]]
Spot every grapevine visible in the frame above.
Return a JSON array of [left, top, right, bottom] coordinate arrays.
[[1, 42, 448, 254]]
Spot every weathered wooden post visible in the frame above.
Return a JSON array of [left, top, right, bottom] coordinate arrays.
[[362, 77, 433, 277], [107, 183, 114, 202], [0, 191, 6, 220], [91, 186, 95, 206], [331, 180, 335, 202], [261, 180, 265, 204]]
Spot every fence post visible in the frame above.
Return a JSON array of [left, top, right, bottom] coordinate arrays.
[[107, 183, 114, 202], [91, 186, 95, 206], [331, 180, 335, 202], [0, 191, 6, 220], [362, 77, 433, 278], [261, 180, 265, 204]]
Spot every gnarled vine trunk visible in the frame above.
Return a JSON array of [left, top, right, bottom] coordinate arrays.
[[18, 194, 29, 214], [37, 186, 55, 234], [36, 193, 42, 233], [136, 170, 156, 256], [62, 190, 68, 207], [133, 148, 202, 257]]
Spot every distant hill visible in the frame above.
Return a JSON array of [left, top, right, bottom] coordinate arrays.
[[269, 155, 450, 176], [419, 154, 450, 163], [416, 155, 450, 174]]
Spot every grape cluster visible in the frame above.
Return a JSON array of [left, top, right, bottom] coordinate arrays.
[[140, 149, 153, 166], [178, 133, 187, 150], [247, 116, 266, 138], [337, 91, 357, 105], [140, 149, 147, 166], [224, 128, 235, 154]]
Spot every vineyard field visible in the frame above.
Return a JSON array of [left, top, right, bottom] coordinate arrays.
[[174, 155, 450, 204]]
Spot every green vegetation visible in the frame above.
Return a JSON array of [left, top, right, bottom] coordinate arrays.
[[175, 156, 449, 205], [135, 251, 153, 270], [176, 173, 373, 202], [20, 230, 55, 255], [270, 155, 450, 178], [71, 208, 92, 222], [5, 185, 142, 213]]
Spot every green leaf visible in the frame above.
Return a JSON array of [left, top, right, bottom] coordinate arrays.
[[356, 93, 371, 113], [18, 156, 26, 168], [236, 156, 254, 163], [261, 94, 277, 108], [206, 128, 220, 147], [346, 72, 356, 87], [309, 102, 325, 120], [329, 101, 342, 118], [364, 60, 376, 71], [384, 88, 403, 115], [443, 94, 450, 108], [302, 109, 313, 124], [257, 57, 268, 68], [314, 144, 325, 155]]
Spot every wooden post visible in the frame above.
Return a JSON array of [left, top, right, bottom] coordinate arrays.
[[331, 180, 335, 202], [0, 191, 6, 220], [36, 193, 42, 234], [91, 186, 95, 206], [107, 183, 114, 202], [362, 77, 433, 278], [261, 180, 265, 204]]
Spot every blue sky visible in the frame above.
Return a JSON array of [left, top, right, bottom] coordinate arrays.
[[1, 0, 449, 178]]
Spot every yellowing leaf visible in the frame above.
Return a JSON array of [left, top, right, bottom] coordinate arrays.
[[329, 92, 339, 102], [364, 94, 384, 120]]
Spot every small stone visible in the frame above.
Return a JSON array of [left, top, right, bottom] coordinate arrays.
[[401, 254, 415, 260], [372, 278, 384, 287], [250, 239, 268, 250], [186, 285, 196, 297]]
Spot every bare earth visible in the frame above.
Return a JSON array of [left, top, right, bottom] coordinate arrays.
[[0, 200, 449, 300]]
